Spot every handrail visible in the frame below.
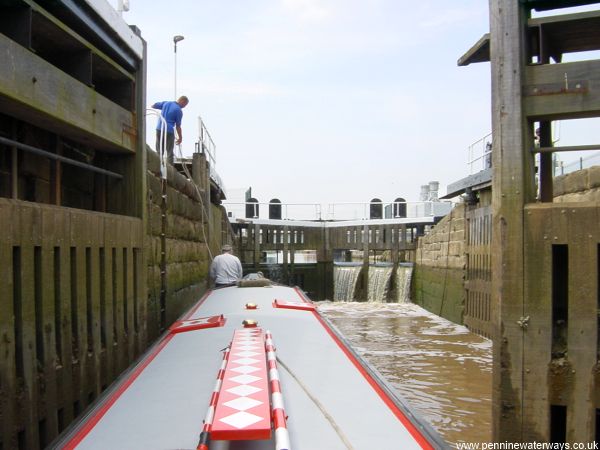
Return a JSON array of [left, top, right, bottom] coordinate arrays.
[[222, 200, 453, 222], [534, 144, 600, 154], [147, 109, 168, 179], [467, 132, 493, 174], [197, 116, 216, 166], [0, 136, 123, 179]]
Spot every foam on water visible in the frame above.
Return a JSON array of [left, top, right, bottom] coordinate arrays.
[[317, 301, 492, 445]]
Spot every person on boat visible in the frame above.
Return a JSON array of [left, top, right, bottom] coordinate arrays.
[[209, 244, 243, 288], [152, 95, 189, 165]]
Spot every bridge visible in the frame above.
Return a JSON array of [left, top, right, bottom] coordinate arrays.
[[224, 199, 453, 300]]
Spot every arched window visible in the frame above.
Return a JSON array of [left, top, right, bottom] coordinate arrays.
[[269, 198, 282, 220], [245, 198, 259, 218], [369, 198, 383, 219], [393, 197, 406, 218]]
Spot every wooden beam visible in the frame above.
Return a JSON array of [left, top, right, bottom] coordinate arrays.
[[490, 0, 533, 441], [524, 60, 600, 120], [0, 34, 136, 153]]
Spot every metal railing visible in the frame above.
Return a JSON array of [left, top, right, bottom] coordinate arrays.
[[468, 129, 600, 178], [191, 115, 226, 195], [554, 150, 600, 176], [225, 202, 323, 221], [197, 116, 216, 167], [223, 200, 454, 222], [467, 132, 493, 174]]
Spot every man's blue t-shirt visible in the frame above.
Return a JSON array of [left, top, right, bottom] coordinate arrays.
[[153, 101, 183, 134]]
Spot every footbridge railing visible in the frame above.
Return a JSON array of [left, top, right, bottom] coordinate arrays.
[[223, 200, 453, 223]]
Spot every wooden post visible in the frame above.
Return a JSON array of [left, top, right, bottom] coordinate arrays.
[[134, 34, 148, 351], [289, 238, 295, 285], [254, 224, 261, 271], [362, 224, 369, 301], [0, 203, 17, 448], [283, 226, 289, 284], [323, 225, 333, 299], [538, 121, 553, 202], [489, 0, 535, 441], [11, 121, 18, 199]]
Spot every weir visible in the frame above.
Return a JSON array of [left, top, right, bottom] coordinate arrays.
[[367, 265, 393, 302], [332, 263, 414, 303], [333, 263, 362, 301], [228, 196, 451, 300], [396, 263, 413, 303]]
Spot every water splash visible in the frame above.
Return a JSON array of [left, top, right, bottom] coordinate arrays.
[[396, 264, 413, 303], [368, 265, 393, 302], [333, 265, 361, 301], [317, 301, 492, 445]]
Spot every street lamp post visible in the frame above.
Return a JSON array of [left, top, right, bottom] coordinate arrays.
[[173, 35, 184, 98]]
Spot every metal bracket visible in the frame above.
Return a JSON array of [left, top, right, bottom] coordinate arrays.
[[517, 316, 530, 329], [524, 79, 588, 97]]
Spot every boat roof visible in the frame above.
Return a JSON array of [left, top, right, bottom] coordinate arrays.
[[53, 284, 447, 450]]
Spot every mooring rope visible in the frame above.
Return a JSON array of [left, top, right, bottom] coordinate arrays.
[[275, 356, 355, 450]]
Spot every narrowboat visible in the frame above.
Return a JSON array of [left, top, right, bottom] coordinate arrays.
[[52, 280, 448, 449]]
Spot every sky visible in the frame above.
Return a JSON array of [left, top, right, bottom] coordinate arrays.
[[115, 0, 599, 206]]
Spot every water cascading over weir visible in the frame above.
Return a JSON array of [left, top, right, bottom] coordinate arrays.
[[395, 263, 413, 303], [333, 263, 362, 301], [367, 264, 394, 302], [333, 263, 414, 303]]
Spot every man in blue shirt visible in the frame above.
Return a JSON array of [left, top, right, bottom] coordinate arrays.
[[152, 95, 189, 165]]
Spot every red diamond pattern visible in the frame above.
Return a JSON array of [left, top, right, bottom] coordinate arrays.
[[211, 328, 271, 441]]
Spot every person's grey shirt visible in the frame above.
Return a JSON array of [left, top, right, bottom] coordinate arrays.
[[209, 253, 243, 285]]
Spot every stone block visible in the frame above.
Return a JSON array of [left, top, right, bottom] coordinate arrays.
[[147, 172, 162, 198], [451, 229, 466, 242], [556, 191, 594, 203], [580, 188, 600, 202], [449, 241, 463, 257], [553, 175, 565, 196], [147, 147, 161, 175], [564, 170, 587, 193], [588, 166, 600, 189], [451, 217, 465, 230]]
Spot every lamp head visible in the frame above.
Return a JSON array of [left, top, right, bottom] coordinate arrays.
[[173, 35, 185, 44]]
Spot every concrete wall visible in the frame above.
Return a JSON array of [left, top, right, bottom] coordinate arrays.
[[413, 203, 466, 324]]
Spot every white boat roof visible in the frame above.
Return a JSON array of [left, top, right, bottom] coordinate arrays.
[[54, 285, 447, 450]]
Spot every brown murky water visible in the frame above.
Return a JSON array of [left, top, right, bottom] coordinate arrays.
[[317, 301, 492, 447]]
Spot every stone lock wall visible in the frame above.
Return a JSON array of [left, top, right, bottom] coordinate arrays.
[[146, 149, 220, 342], [413, 203, 466, 324], [553, 165, 600, 203]]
